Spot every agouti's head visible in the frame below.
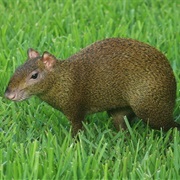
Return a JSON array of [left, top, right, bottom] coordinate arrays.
[[5, 49, 57, 101]]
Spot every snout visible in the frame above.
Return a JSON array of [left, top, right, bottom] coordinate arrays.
[[4, 87, 17, 100]]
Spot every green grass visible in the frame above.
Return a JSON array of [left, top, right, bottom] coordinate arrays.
[[0, 0, 180, 179]]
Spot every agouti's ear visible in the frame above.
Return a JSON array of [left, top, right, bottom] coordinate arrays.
[[28, 48, 40, 59], [41, 51, 56, 70]]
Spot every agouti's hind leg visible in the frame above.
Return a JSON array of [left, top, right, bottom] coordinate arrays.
[[131, 98, 179, 131], [107, 107, 135, 130]]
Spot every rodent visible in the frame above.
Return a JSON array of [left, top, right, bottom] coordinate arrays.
[[5, 38, 180, 136]]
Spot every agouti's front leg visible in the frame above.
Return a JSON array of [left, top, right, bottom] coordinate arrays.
[[71, 121, 83, 137], [66, 109, 85, 137]]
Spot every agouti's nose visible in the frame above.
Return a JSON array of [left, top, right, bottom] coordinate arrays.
[[4, 88, 16, 100]]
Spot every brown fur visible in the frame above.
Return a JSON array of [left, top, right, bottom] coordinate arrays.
[[5, 38, 179, 136]]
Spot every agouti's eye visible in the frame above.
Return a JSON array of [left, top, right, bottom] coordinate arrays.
[[31, 72, 38, 79]]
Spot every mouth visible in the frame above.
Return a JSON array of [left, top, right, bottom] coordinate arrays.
[[5, 88, 29, 101]]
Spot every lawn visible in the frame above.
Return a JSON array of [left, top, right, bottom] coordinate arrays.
[[0, 0, 180, 179]]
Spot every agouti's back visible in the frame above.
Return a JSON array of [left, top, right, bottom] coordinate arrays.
[[5, 38, 179, 136]]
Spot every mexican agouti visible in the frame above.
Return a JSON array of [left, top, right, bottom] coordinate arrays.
[[5, 38, 179, 135]]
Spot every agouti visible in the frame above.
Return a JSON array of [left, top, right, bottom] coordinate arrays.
[[5, 38, 179, 135]]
